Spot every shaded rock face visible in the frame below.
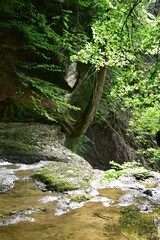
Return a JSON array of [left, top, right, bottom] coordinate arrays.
[[0, 98, 49, 123], [0, 123, 65, 164], [83, 123, 137, 170], [0, 123, 92, 166], [83, 125, 123, 170]]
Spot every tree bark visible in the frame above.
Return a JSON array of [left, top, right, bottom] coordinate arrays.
[[61, 65, 107, 138]]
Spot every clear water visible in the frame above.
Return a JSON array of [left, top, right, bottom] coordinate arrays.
[[0, 164, 160, 240]]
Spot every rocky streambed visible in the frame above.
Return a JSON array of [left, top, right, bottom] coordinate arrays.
[[0, 123, 160, 239]]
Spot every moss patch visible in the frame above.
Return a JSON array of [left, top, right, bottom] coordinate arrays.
[[33, 169, 77, 191], [70, 193, 91, 202], [0, 140, 39, 157], [133, 171, 153, 180], [32, 162, 91, 192]]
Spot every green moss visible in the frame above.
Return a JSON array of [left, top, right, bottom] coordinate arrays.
[[33, 169, 79, 192], [32, 162, 91, 192], [0, 140, 38, 157], [133, 171, 153, 180], [70, 193, 91, 202]]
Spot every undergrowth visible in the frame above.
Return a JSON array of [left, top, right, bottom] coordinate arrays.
[[103, 161, 152, 182]]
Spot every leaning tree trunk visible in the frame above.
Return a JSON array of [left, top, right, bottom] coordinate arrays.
[[61, 65, 107, 138]]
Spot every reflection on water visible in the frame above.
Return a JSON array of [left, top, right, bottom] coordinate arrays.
[[0, 158, 160, 240], [0, 173, 160, 240]]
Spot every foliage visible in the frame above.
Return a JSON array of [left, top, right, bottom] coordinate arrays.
[[103, 169, 127, 182], [71, 1, 159, 67], [17, 72, 79, 121], [0, 0, 81, 121], [65, 135, 92, 155], [78, 0, 160, 167], [103, 161, 152, 182], [138, 147, 160, 169]]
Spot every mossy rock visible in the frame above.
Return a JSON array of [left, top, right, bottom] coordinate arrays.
[[32, 162, 91, 192], [33, 170, 78, 192], [0, 140, 38, 156], [133, 171, 153, 180], [132, 167, 153, 180], [0, 123, 63, 163], [0, 138, 44, 163], [70, 193, 91, 202]]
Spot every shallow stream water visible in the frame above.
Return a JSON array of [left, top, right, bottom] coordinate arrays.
[[0, 160, 160, 240]]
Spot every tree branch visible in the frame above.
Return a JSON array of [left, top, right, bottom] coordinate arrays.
[[121, 0, 142, 34]]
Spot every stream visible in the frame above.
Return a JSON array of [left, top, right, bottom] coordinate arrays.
[[0, 123, 160, 240]]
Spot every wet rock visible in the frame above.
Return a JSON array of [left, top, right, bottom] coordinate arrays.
[[69, 193, 91, 202], [118, 191, 137, 206], [55, 198, 85, 216], [154, 217, 160, 230], [32, 161, 92, 192], [0, 159, 51, 192], [0, 216, 35, 226], [149, 189, 160, 205], [0, 123, 92, 170], [39, 196, 58, 204], [143, 189, 153, 197], [137, 204, 153, 213], [0, 123, 66, 164], [90, 196, 110, 207], [0, 166, 18, 192], [133, 171, 153, 180], [0, 208, 38, 226]]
